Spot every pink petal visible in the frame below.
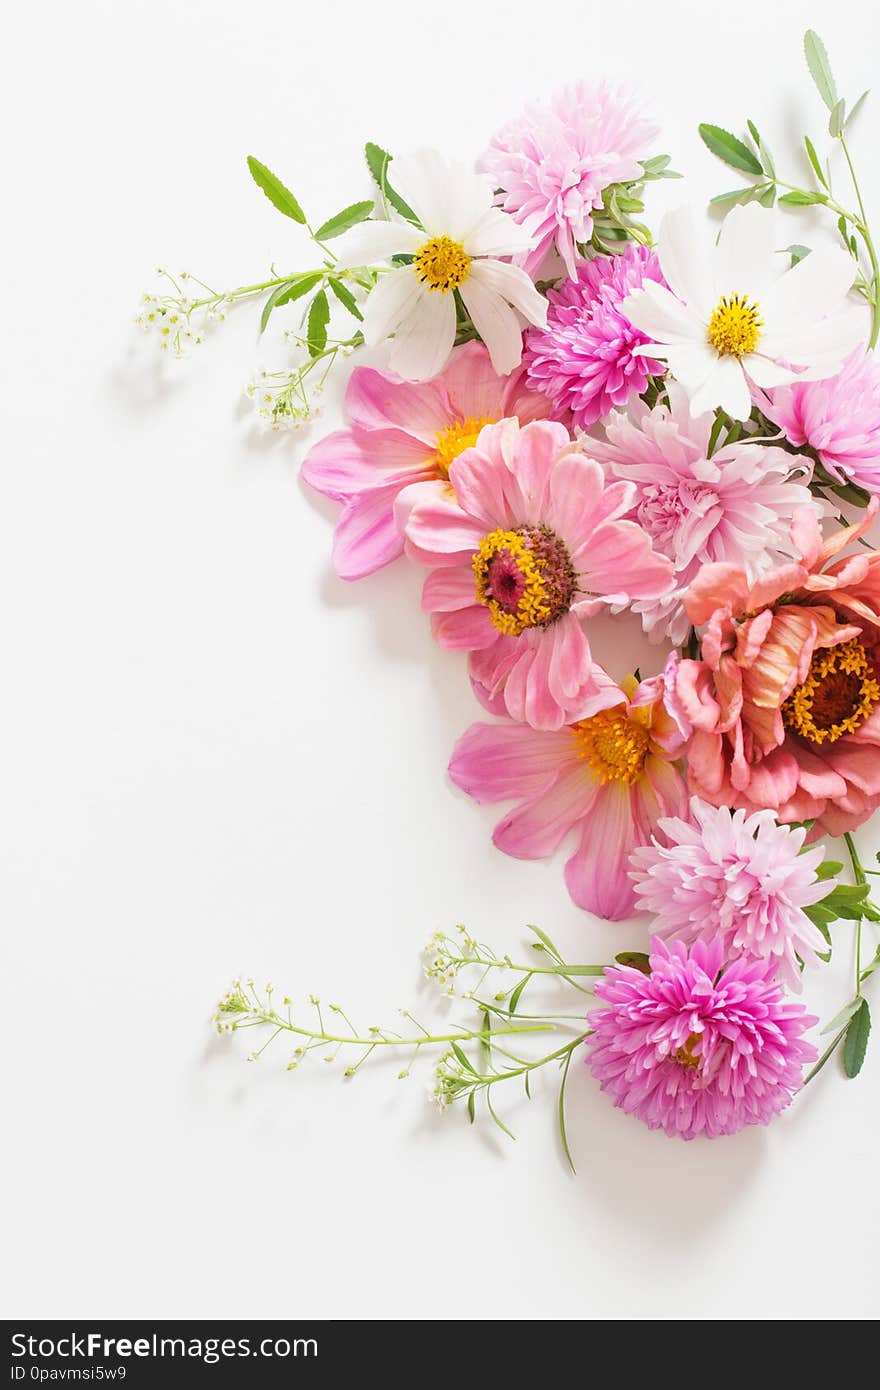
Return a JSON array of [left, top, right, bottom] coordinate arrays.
[[440, 341, 508, 420], [449, 720, 572, 803], [422, 565, 477, 613], [508, 420, 572, 520], [493, 761, 594, 858], [563, 783, 639, 919], [332, 486, 404, 580], [573, 519, 674, 602], [344, 366, 452, 442], [398, 481, 485, 564], [448, 438, 522, 529], [547, 613, 594, 705], [544, 452, 605, 546], [431, 605, 497, 650]]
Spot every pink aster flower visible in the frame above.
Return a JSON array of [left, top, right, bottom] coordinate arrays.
[[523, 244, 667, 429], [586, 937, 818, 1139], [585, 383, 822, 643], [300, 342, 550, 580], [477, 81, 659, 278], [448, 663, 688, 919], [758, 346, 880, 494], [397, 417, 675, 730], [630, 798, 831, 990]]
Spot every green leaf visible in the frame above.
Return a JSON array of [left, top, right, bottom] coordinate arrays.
[[364, 142, 419, 224], [786, 243, 812, 266], [804, 30, 838, 112], [698, 123, 763, 176], [821, 996, 864, 1036], [614, 951, 651, 974], [814, 860, 843, 880], [829, 98, 847, 138], [528, 925, 562, 960], [327, 276, 363, 321], [314, 200, 375, 242], [758, 185, 776, 208], [779, 190, 828, 206], [804, 135, 829, 189], [747, 119, 775, 177], [246, 155, 306, 224], [306, 289, 329, 358], [845, 90, 870, 130], [508, 977, 528, 1014], [450, 1041, 476, 1074], [486, 1092, 516, 1140], [467, 1090, 476, 1123], [843, 999, 871, 1077], [259, 273, 324, 334], [710, 186, 760, 208], [861, 945, 880, 981]]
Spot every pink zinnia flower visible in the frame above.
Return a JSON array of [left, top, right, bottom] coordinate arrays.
[[630, 798, 831, 990], [677, 499, 880, 836], [586, 937, 818, 1139], [300, 342, 550, 580], [585, 383, 822, 643], [448, 664, 688, 919], [759, 346, 880, 494], [397, 417, 675, 730], [523, 244, 667, 429], [477, 82, 659, 278]]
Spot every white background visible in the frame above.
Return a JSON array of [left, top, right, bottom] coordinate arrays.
[[4, 0, 879, 1322]]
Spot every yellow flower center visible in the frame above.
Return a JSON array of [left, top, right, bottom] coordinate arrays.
[[433, 417, 494, 478], [570, 706, 650, 785], [413, 235, 471, 292], [473, 526, 575, 636], [707, 293, 762, 356], [782, 638, 880, 745], [673, 1034, 703, 1069]]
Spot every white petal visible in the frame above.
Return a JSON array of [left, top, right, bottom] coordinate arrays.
[[657, 206, 715, 318], [466, 206, 535, 258], [389, 149, 454, 232], [623, 279, 705, 344], [459, 278, 525, 376], [664, 340, 719, 396], [689, 355, 752, 420], [766, 303, 868, 378], [759, 245, 857, 335], [742, 354, 800, 388], [468, 258, 547, 327], [332, 220, 423, 269], [361, 267, 425, 345], [388, 288, 457, 381], [715, 202, 778, 298]]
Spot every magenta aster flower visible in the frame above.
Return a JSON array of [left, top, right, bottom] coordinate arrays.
[[586, 937, 818, 1139], [523, 245, 667, 429], [758, 346, 880, 494], [630, 798, 831, 990], [397, 418, 674, 730], [477, 81, 659, 278]]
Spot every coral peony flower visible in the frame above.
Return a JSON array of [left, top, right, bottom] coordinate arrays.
[[586, 936, 818, 1139], [630, 798, 831, 990], [623, 204, 863, 420], [477, 81, 658, 278], [300, 343, 550, 580], [759, 345, 880, 494], [584, 382, 822, 643], [676, 498, 880, 836], [448, 663, 688, 919], [397, 417, 675, 730], [332, 150, 546, 381], [523, 244, 667, 429]]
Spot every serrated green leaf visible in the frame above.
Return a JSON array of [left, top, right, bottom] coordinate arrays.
[[804, 135, 829, 189], [821, 996, 864, 1036], [845, 90, 870, 130], [314, 200, 375, 242], [843, 999, 871, 1077], [698, 123, 763, 176], [829, 98, 847, 138], [758, 185, 776, 208], [246, 155, 306, 224], [641, 154, 670, 175], [747, 119, 776, 177], [306, 289, 329, 357], [710, 187, 760, 208], [779, 190, 828, 206], [804, 30, 838, 112], [364, 142, 419, 224], [259, 273, 324, 334], [327, 276, 363, 321]]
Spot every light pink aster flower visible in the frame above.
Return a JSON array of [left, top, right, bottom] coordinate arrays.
[[523, 244, 667, 429], [477, 81, 659, 278], [397, 418, 675, 730], [630, 797, 831, 990], [448, 664, 688, 919], [758, 346, 880, 494], [586, 936, 818, 1139], [300, 343, 550, 580], [584, 382, 822, 643]]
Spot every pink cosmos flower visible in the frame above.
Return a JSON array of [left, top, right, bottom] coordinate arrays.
[[585, 383, 822, 643], [300, 342, 550, 580], [677, 499, 880, 836], [397, 417, 675, 730], [586, 936, 818, 1139], [523, 244, 667, 429], [477, 82, 659, 278], [630, 798, 831, 990], [448, 664, 688, 919], [758, 346, 880, 494]]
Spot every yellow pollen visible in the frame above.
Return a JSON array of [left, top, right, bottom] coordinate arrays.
[[782, 638, 880, 745], [472, 528, 551, 636], [413, 235, 471, 292], [570, 706, 649, 785], [707, 293, 763, 357], [673, 1034, 703, 1069], [433, 416, 494, 478]]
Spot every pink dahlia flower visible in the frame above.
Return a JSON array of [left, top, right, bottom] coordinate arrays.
[[677, 499, 880, 836], [759, 346, 880, 494], [523, 244, 667, 429], [630, 798, 831, 990], [585, 383, 822, 643], [586, 937, 818, 1139], [300, 342, 549, 580], [397, 417, 675, 730], [477, 81, 659, 278], [448, 664, 688, 919]]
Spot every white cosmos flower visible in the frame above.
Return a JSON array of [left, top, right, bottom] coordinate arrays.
[[333, 150, 548, 382], [622, 203, 865, 421]]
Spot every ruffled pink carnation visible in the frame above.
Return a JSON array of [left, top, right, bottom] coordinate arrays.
[[759, 346, 880, 494], [477, 81, 659, 278], [523, 245, 667, 429], [586, 937, 817, 1140], [630, 798, 830, 990], [397, 417, 674, 731]]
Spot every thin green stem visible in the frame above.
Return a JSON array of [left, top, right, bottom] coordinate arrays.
[[844, 831, 865, 997], [250, 1014, 554, 1050], [839, 135, 880, 346]]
